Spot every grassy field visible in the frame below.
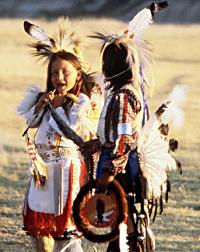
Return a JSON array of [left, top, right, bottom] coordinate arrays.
[[0, 18, 199, 251]]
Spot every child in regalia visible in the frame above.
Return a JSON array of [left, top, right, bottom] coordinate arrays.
[[80, 2, 184, 251], [17, 18, 99, 252]]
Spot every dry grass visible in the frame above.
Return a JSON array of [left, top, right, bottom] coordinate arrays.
[[0, 18, 199, 251]]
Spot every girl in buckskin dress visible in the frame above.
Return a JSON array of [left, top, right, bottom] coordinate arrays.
[[17, 19, 100, 252]]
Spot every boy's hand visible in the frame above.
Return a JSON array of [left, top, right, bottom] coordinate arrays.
[[96, 172, 114, 190], [80, 139, 100, 155]]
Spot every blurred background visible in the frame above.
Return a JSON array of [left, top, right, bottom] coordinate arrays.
[[0, 1, 199, 251], [0, 0, 200, 22]]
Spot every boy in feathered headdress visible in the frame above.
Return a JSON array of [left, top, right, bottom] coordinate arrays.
[[79, 2, 186, 252]]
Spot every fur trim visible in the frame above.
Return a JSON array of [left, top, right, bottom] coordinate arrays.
[[16, 85, 41, 117]]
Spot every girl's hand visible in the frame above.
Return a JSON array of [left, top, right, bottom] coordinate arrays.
[[48, 90, 56, 102], [34, 90, 55, 113], [52, 94, 65, 108], [38, 93, 49, 106], [34, 92, 49, 113]]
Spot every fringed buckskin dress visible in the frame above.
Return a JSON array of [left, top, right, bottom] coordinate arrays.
[[22, 92, 95, 237]]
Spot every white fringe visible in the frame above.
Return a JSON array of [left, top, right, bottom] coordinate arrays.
[[119, 223, 129, 252], [146, 227, 155, 252], [59, 238, 79, 252]]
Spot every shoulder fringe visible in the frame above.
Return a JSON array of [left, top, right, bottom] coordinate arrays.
[[16, 85, 42, 117]]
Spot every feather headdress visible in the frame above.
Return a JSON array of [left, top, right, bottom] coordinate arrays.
[[24, 17, 87, 70], [89, 1, 168, 87]]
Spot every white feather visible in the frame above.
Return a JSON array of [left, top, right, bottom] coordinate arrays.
[[16, 85, 41, 117], [127, 8, 153, 38], [29, 23, 49, 42]]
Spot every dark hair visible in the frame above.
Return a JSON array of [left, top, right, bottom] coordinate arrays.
[[46, 50, 95, 98], [102, 41, 134, 91]]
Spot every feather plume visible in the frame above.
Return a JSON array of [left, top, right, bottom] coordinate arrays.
[[16, 85, 41, 117], [89, 2, 168, 90], [56, 17, 81, 53], [24, 21, 52, 43], [127, 8, 153, 38], [33, 153, 48, 178], [24, 20, 56, 62], [25, 134, 48, 189], [160, 85, 188, 129], [30, 152, 48, 189], [29, 42, 54, 63], [127, 1, 169, 37], [88, 32, 114, 42], [125, 1, 168, 86], [88, 32, 124, 53], [124, 1, 168, 86], [23, 17, 87, 69]]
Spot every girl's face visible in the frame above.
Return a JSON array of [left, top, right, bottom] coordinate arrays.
[[51, 57, 81, 95]]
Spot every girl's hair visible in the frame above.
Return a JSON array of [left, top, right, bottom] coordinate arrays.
[[46, 50, 95, 98], [102, 41, 134, 91]]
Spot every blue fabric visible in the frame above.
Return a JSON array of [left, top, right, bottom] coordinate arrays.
[[127, 149, 140, 182], [96, 149, 140, 183], [96, 150, 111, 179]]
